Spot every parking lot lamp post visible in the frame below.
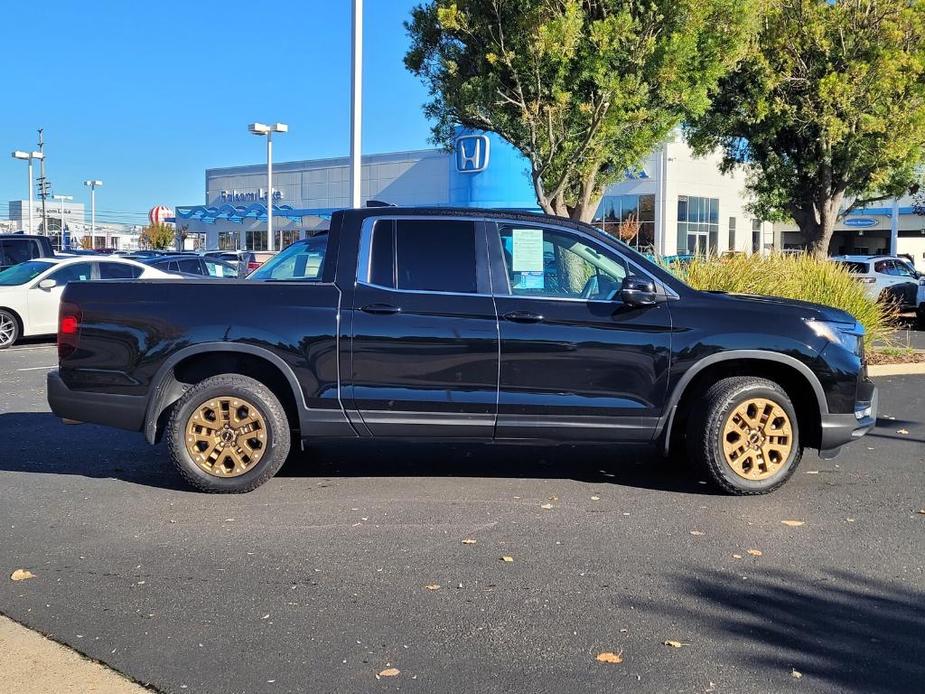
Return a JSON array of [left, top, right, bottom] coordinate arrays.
[[248, 122, 288, 252], [83, 180, 103, 244], [11, 150, 44, 233]]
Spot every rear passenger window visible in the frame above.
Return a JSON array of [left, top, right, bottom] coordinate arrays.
[[176, 258, 203, 274], [98, 262, 141, 279], [367, 220, 478, 294], [2, 240, 38, 266]]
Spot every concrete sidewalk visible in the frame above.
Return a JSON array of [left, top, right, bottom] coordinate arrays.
[[0, 614, 150, 693]]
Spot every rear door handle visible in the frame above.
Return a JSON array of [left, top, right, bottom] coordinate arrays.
[[361, 303, 402, 315], [502, 310, 544, 324]]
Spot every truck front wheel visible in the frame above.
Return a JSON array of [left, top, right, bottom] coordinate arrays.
[[166, 374, 291, 493], [686, 377, 802, 495]]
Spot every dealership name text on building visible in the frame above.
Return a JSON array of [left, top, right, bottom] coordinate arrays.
[[219, 189, 284, 203]]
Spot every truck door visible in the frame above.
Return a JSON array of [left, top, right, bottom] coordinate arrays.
[[346, 217, 499, 437], [487, 221, 672, 441]]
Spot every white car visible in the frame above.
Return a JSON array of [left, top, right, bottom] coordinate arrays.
[[0, 256, 176, 348], [834, 255, 925, 318]]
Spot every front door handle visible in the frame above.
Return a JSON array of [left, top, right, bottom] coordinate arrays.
[[502, 310, 544, 324], [361, 303, 402, 315]]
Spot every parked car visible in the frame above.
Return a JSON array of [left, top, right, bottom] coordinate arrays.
[[48, 207, 877, 495], [0, 234, 56, 271], [135, 254, 241, 279], [0, 256, 177, 348], [834, 254, 925, 326], [202, 249, 277, 276]]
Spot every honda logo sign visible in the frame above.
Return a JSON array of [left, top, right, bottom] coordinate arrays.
[[455, 134, 491, 173]]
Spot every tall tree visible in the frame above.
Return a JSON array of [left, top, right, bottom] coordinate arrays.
[[688, 0, 925, 258], [139, 223, 176, 250], [405, 0, 756, 222]]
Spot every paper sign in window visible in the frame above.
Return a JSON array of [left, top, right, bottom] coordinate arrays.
[[511, 229, 544, 272]]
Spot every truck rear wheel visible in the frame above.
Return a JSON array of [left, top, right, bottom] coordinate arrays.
[[686, 377, 802, 495], [166, 374, 291, 493]]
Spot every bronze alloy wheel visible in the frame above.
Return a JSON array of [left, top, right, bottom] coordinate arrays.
[[720, 397, 793, 480], [185, 396, 268, 477]]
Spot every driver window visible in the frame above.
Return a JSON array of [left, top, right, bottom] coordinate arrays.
[[498, 225, 627, 300], [47, 262, 93, 285]]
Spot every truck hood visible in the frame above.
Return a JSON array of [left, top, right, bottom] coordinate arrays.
[[703, 291, 858, 325]]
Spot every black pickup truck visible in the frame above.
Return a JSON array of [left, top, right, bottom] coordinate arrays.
[[48, 207, 877, 494]]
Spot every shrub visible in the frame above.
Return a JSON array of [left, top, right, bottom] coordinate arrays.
[[666, 253, 895, 346]]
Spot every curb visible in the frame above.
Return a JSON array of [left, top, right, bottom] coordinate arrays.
[[868, 363, 925, 377]]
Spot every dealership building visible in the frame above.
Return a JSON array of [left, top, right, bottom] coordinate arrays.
[[176, 128, 923, 265]]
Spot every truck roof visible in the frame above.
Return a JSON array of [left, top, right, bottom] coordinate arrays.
[[338, 206, 600, 235]]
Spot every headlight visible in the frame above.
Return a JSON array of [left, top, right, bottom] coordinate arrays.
[[806, 320, 864, 354]]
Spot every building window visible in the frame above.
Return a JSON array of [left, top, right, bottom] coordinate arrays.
[[275, 229, 300, 249], [677, 196, 719, 255], [751, 219, 762, 254], [218, 232, 239, 250], [728, 217, 736, 252], [593, 194, 655, 252], [246, 230, 268, 251]]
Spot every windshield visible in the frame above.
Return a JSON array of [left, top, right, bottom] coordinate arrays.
[[0, 260, 54, 286], [249, 236, 328, 281]]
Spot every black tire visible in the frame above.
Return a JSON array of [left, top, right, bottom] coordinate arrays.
[[166, 374, 291, 493], [0, 309, 20, 349], [686, 377, 802, 495]]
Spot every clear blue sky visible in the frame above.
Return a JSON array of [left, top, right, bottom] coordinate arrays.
[[0, 0, 433, 226]]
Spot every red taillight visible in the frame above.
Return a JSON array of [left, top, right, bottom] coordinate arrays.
[[58, 302, 81, 360], [247, 261, 261, 272]]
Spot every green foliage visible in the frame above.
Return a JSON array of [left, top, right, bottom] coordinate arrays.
[[668, 253, 895, 344], [405, 0, 757, 221], [139, 223, 176, 250], [688, 0, 925, 256]]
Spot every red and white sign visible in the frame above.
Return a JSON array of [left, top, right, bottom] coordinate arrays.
[[149, 206, 174, 226]]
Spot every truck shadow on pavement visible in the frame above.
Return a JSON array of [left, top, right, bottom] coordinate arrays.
[[650, 567, 925, 693], [0, 412, 711, 494]]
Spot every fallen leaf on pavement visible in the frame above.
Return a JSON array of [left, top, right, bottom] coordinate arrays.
[[690, 530, 705, 536], [897, 429, 909, 435], [916, 510, 925, 516], [732, 554, 743, 559], [548, 496, 558, 501], [791, 669, 802, 679], [663, 640, 689, 648], [10, 569, 35, 581], [378, 667, 400, 677], [424, 584, 440, 590], [500, 556, 514, 562], [590, 496, 600, 501], [595, 651, 623, 664], [747, 549, 763, 557], [540, 503, 554, 510], [781, 520, 805, 527], [461, 539, 477, 544]]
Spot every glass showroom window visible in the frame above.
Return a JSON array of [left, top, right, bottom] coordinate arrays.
[[593, 194, 655, 252], [245, 230, 268, 251], [752, 219, 762, 254], [218, 232, 239, 250], [677, 196, 719, 255], [275, 229, 300, 250]]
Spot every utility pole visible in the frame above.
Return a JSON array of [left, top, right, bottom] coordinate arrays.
[[349, 0, 363, 209], [37, 129, 49, 235]]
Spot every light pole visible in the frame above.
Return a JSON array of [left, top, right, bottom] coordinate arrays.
[[11, 150, 44, 233], [52, 194, 73, 250], [248, 122, 288, 252], [83, 180, 103, 244], [350, 0, 363, 209]]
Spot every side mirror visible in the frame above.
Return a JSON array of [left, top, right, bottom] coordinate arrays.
[[38, 278, 57, 290], [620, 275, 658, 307]]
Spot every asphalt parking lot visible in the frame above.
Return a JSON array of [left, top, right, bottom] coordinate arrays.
[[1, 341, 923, 694]]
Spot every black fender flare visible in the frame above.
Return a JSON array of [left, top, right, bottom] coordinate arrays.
[[656, 349, 828, 454], [143, 342, 307, 444]]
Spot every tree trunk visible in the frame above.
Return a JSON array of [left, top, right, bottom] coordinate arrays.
[[791, 190, 844, 260]]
